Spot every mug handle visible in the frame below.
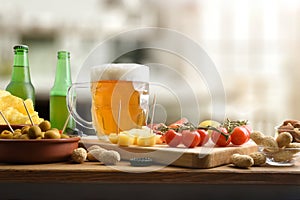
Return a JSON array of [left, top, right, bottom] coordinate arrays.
[[67, 83, 94, 129]]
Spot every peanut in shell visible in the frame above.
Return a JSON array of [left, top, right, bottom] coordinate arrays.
[[270, 149, 296, 162], [250, 131, 265, 145], [231, 154, 254, 168], [261, 136, 279, 152], [276, 132, 293, 148], [249, 152, 266, 166]]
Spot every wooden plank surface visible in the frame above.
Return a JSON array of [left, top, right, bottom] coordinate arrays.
[[80, 138, 258, 168], [0, 161, 299, 185]]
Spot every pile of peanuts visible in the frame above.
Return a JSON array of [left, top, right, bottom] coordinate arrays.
[[71, 145, 121, 165], [231, 131, 300, 168]]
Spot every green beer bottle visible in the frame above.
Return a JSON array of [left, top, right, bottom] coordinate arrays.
[[50, 51, 75, 131], [6, 45, 35, 105]]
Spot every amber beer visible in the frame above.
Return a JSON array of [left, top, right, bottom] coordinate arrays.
[[90, 64, 149, 136]]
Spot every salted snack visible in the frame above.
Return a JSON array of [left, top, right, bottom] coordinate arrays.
[[71, 148, 87, 163], [276, 132, 293, 148], [0, 90, 43, 125], [250, 130, 300, 166], [286, 143, 300, 148], [87, 147, 107, 162], [0, 130, 13, 139], [44, 129, 61, 139], [28, 126, 42, 139], [38, 120, 51, 132], [270, 149, 296, 162], [87, 145, 104, 152], [0, 120, 75, 140], [249, 152, 266, 166], [250, 131, 265, 145], [261, 136, 279, 152], [277, 119, 300, 142], [98, 150, 120, 165], [230, 154, 254, 168]]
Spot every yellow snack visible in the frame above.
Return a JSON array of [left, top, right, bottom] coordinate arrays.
[[0, 90, 43, 125], [231, 153, 254, 168], [117, 133, 134, 147], [108, 133, 119, 144], [0, 90, 11, 98], [136, 134, 156, 147]]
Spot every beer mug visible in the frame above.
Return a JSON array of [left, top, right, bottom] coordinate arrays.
[[67, 63, 149, 138]]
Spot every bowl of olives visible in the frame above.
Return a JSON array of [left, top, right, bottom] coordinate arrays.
[[0, 121, 80, 163]]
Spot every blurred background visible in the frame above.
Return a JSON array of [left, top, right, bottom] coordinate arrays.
[[0, 0, 299, 135]]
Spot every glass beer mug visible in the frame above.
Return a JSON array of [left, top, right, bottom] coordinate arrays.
[[67, 63, 149, 138]]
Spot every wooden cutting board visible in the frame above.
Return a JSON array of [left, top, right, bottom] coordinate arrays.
[[80, 138, 258, 169]]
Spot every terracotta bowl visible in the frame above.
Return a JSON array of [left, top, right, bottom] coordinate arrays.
[[0, 124, 80, 164], [0, 137, 80, 164]]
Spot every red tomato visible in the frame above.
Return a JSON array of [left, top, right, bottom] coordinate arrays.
[[164, 129, 182, 147], [160, 134, 166, 143], [181, 130, 201, 148], [230, 126, 249, 145], [211, 127, 231, 147], [196, 129, 209, 146], [242, 125, 252, 141]]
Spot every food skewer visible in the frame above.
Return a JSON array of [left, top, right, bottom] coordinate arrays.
[[117, 100, 121, 134], [0, 111, 14, 132], [61, 113, 71, 134], [22, 101, 34, 126], [150, 94, 157, 130]]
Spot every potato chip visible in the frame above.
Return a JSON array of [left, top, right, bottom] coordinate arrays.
[[0, 90, 11, 98], [0, 89, 43, 125]]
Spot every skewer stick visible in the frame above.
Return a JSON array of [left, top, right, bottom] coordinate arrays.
[[0, 111, 14, 132], [117, 100, 121, 134], [61, 113, 71, 134], [145, 109, 149, 126], [23, 101, 34, 126], [150, 94, 157, 130]]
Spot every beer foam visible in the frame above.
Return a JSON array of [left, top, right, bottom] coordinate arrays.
[[91, 63, 149, 82]]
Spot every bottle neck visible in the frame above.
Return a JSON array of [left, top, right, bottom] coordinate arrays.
[[11, 51, 31, 82], [52, 56, 72, 95]]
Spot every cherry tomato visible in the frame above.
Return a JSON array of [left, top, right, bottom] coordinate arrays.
[[196, 129, 209, 146], [164, 129, 182, 147], [160, 134, 166, 143], [242, 125, 252, 141], [181, 130, 201, 148], [211, 127, 231, 147], [230, 126, 249, 145]]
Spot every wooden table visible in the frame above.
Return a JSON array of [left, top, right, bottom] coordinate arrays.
[[0, 161, 299, 200]]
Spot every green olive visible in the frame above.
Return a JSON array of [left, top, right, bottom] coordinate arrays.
[[39, 120, 51, 132], [13, 131, 22, 139], [20, 134, 29, 140], [14, 129, 22, 133], [28, 126, 42, 139], [0, 130, 13, 139], [61, 134, 70, 139], [50, 128, 60, 134], [44, 130, 61, 139], [21, 126, 30, 135]]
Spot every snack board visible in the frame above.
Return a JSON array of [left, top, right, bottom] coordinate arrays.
[[81, 138, 258, 168]]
